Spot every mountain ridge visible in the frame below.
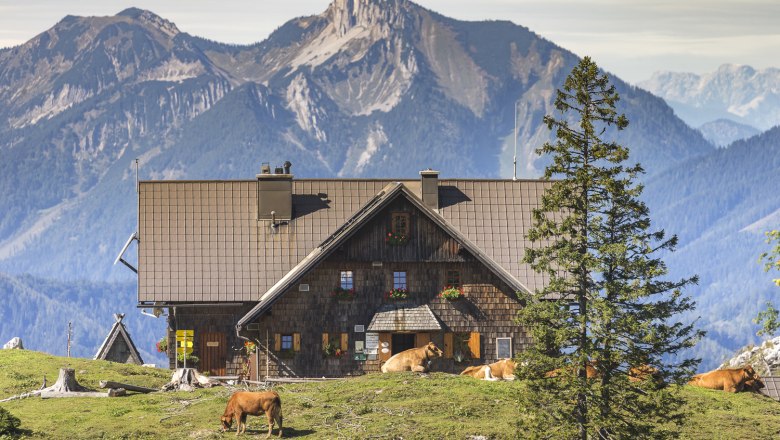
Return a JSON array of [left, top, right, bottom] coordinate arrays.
[[639, 63, 780, 132]]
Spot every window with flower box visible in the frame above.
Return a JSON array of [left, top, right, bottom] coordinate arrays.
[[386, 212, 411, 245], [393, 271, 407, 289], [340, 271, 354, 290], [446, 270, 461, 288], [391, 212, 410, 235], [321, 332, 349, 358]]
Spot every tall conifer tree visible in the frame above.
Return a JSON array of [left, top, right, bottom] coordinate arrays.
[[516, 57, 702, 439]]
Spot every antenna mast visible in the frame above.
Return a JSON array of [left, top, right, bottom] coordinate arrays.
[[135, 158, 139, 193], [513, 101, 518, 181]]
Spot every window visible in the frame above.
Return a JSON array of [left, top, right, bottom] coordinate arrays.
[[281, 334, 293, 351], [444, 332, 480, 361], [446, 270, 461, 287], [340, 270, 354, 290], [391, 212, 410, 235], [496, 337, 513, 359], [393, 271, 407, 289]]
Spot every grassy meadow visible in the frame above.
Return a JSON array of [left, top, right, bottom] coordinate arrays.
[[0, 350, 778, 439]]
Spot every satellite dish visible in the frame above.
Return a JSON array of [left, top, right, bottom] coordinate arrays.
[[381, 348, 390, 354], [381, 342, 389, 348]]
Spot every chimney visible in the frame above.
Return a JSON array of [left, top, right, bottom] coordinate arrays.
[[419, 169, 439, 210], [257, 161, 293, 221]]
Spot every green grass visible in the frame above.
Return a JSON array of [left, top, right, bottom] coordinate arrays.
[[0, 351, 778, 439]]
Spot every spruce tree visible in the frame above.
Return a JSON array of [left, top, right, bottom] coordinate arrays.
[[516, 57, 703, 439]]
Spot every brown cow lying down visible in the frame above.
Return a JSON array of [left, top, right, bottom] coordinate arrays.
[[688, 365, 759, 393], [221, 391, 283, 437], [628, 364, 661, 383], [381, 342, 444, 373], [460, 359, 518, 381], [545, 361, 600, 379]]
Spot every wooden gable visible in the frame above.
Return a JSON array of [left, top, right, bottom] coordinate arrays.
[[335, 197, 477, 263]]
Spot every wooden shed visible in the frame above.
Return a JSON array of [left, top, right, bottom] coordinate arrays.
[[94, 314, 144, 365]]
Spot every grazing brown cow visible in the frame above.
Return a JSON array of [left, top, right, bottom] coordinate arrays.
[[460, 359, 517, 381], [220, 391, 283, 437], [688, 365, 759, 393], [545, 361, 600, 379], [381, 342, 444, 373]]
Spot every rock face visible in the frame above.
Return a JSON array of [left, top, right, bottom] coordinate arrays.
[[723, 336, 780, 376], [3, 337, 23, 349]]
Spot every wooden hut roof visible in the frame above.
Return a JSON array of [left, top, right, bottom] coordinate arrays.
[[93, 314, 144, 365]]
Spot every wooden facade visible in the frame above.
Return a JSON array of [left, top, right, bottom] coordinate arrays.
[[165, 195, 532, 377]]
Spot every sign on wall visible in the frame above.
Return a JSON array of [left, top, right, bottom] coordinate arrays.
[[365, 332, 379, 360]]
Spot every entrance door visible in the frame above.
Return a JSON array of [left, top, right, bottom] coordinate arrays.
[[391, 333, 416, 354], [200, 332, 227, 376]]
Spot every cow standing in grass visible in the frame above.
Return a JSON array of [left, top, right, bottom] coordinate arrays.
[[220, 391, 283, 437]]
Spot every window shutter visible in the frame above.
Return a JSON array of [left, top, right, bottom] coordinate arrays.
[[468, 332, 481, 359], [273, 333, 281, 351], [443, 333, 453, 359], [415, 332, 430, 347], [379, 333, 392, 362], [293, 333, 301, 352], [322, 333, 329, 349], [340, 333, 349, 351]]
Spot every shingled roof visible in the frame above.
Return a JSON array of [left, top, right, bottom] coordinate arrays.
[[138, 178, 552, 305], [367, 303, 442, 332]]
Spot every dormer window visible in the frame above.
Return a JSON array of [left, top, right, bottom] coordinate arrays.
[[391, 212, 410, 235]]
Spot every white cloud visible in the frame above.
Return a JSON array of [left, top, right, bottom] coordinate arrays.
[[0, 0, 778, 82]]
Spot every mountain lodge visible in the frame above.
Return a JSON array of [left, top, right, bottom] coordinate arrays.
[[133, 163, 550, 379]]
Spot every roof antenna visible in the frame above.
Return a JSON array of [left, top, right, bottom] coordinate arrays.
[[513, 100, 518, 181], [135, 158, 140, 193]]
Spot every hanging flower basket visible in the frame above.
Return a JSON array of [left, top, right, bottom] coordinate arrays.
[[330, 287, 356, 300], [156, 336, 168, 353], [439, 286, 464, 300], [385, 231, 408, 245], [385, 288, 410, 300]]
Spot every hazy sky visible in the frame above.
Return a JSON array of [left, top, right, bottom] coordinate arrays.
[[1, 0, 778, 84]]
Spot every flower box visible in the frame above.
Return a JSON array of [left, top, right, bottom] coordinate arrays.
[[385, 231, 408, 245], [439, 286, 464, 300], [385, 288, 410, 300], [330, 287, 355, 300]]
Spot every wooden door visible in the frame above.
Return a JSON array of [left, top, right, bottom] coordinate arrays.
[[200, 332, 227, 376]]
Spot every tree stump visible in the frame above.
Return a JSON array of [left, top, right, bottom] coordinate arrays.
[[161, 368, 219, 392], [46, 368, 90, 393]]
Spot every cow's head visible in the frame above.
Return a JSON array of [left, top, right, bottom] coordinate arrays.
[[220, 414, 234, 431], [426, 342, 444, 359]]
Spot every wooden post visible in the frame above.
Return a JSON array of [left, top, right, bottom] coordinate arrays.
[[67, 322, 72, 358]]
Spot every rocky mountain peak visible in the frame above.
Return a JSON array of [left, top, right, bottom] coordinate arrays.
[[116, 7, 180, 37], [325, 0, 412, 37]]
